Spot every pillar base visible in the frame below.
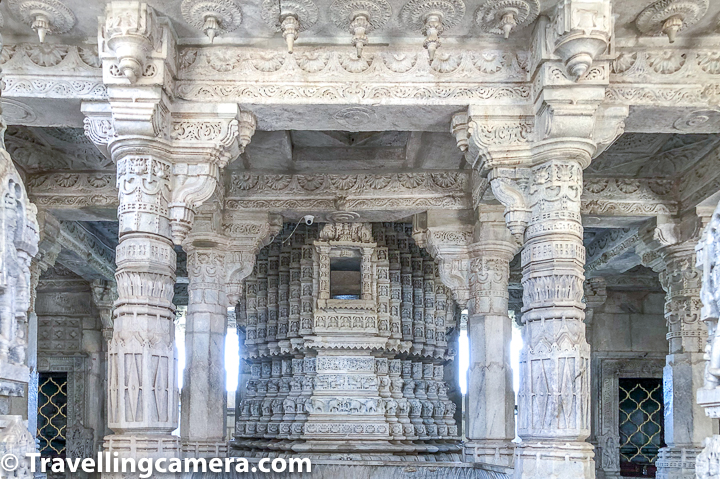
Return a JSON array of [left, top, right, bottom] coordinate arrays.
[[655, 446, 702, 479], [513, 441, 595, 479], [464, 440, 514, 467], [697, 435, 720, 479], [181, 439, 228, 458], [104, 433, 181, 459]]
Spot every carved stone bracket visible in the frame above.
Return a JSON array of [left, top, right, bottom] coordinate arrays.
[[545, 0, 612, 81], [91, 279, 117, 341], [412, 212, 472, 308], [100, 1, 171, 85], [488, 167, 531, 246]]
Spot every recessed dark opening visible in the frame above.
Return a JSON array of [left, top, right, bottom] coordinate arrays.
[[330, 255, 361, 299]]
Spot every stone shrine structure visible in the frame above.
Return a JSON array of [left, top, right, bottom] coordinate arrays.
[[1, 0, 720, 478]]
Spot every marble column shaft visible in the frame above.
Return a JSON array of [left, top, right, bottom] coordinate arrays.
[[181, 245, 229, 457], [656, 241, 712, 479], [514, 159, 594, 479], [464, 208, 516, 466], [106, 147, 180, 458]]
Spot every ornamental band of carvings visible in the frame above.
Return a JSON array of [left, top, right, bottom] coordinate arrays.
[[23, 171, 682, 218]]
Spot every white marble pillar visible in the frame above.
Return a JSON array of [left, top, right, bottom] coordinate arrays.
[[514, 159, 594, 479], [181, 244, 229, 457], [91, 280, 116, 447], [655, 241, 712, 479], [696, 202, 720, 478], [464, 206, 517, 466], [105, 149, 181, 461]]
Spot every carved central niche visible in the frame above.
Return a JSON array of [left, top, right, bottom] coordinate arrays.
[[233, 222, 461, 459]]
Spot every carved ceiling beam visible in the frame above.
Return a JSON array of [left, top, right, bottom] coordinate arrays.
[[224, 171, 472, 218], [26, 172, 117, 220], [55, 220, 116, 281], [584, 226, 643, 277], [2, 41, 720, 132], [603, 272, 663, 292], [24, 169, 683, 224], [678, 144, 720, 215], [582, 177, 678, 217], [32, 211, 115, 284], [608, 46, 720, 128]]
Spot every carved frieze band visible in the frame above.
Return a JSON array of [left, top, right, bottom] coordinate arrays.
[[225, 172, 472, 211], [25, 171, 682, 218], [2, 40, 720, 109]]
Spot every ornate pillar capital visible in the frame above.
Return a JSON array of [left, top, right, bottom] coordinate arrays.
[[412, 210, 473, 308], [91, 279, 118, 342], [186, 211, 282, 306], [83, 101, 257, 244]]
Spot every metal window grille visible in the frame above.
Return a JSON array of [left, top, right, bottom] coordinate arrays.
[[619, 378, 664, 477], [37, 372, 68, 458]]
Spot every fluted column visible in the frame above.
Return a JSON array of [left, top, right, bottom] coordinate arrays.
[[181, 243, 229, 457], [514, 159, 593, 478], [464, 205, 517, 466], [655, 240, 712, 479]]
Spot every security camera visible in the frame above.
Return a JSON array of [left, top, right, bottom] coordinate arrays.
[[303, 215, 314, 226]]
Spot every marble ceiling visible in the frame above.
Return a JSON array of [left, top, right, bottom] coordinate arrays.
[[4, 0, 718, 44], [11, 125, 720, 179]]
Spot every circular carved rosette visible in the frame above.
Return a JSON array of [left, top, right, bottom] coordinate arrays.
[[181, 0, 243, 35], [673, 109, 720, 132], [329, 0, 392, 32], [327, 211, 361, 222], [398, 0, 466, 32], [8, 0, 75, 36], [332, 106, 378, 128], [474, 0, 539, 36], [261, 0, 319, 31], [635, 0, 709, 37]]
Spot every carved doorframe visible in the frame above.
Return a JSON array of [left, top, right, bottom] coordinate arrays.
[[595, 355, 665, 479], [37, 355, 94, 460]]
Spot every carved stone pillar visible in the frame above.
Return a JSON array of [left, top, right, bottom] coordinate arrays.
[[464, 205, 517, 466], [182, 243, 229, 457], [639, 215, 713, 479], [180, 214, 277, 457], [696, 202, 720, 479], [105, 145, 181, 460], [515, 159, 593, 478], [0, 18, 40, 473]]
